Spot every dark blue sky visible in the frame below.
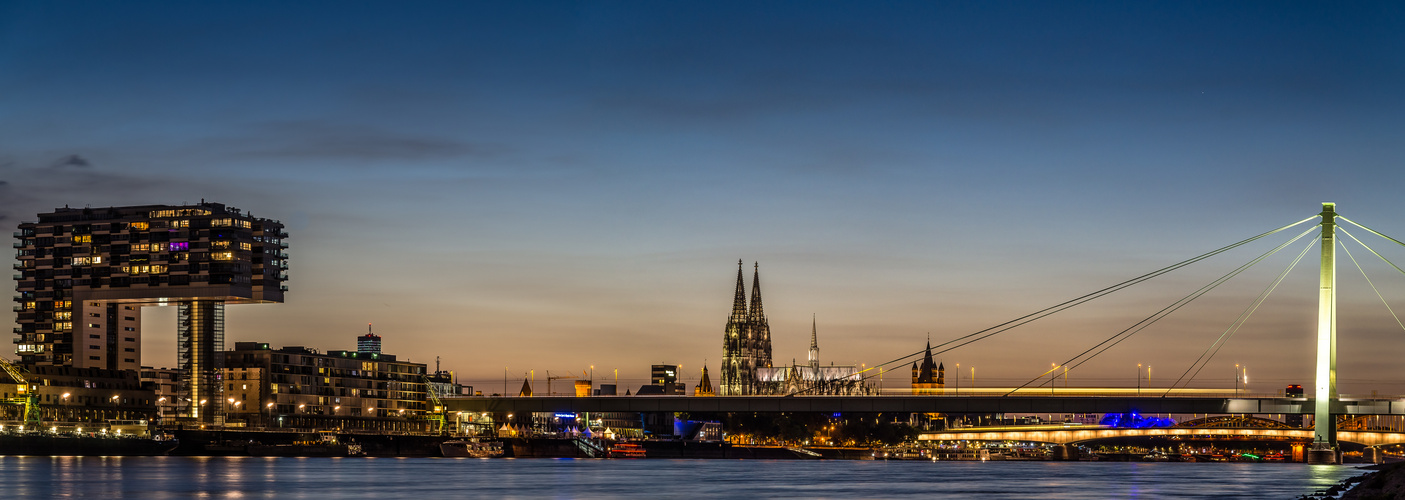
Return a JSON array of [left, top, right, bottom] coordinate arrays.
[[4, 1, 1405, 392]]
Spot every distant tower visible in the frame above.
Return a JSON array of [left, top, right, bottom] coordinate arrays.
[[721, 260, 750, 395], [358, 324, 382, 354], [749, 263, 772, 371], [912, 339, 944, 394], [695, 365, 716, 397], [720, 260, 775, 395], [808, 315, 819, 369]]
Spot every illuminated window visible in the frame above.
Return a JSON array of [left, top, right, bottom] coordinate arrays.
[[212, 241, 231, 249], [71, 235, 91, 244], [150, 265, 167, 274], [132, 243, 150, 252], [53, 311, 71, 320], [169, 242, 189, 251], [213, 252, 234, 261], [212, 218, 233, 227], [70, 257, 92, 266], [151, 243, 167, 252], [130, 222, 149, 231], [239, 242, 252, 251], [55, 322, 73, 331], [92, 256, 102, 264], [172, 220, 189, 228]]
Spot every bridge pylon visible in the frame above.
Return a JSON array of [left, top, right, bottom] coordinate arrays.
[[1309, 202, 1340, 465]]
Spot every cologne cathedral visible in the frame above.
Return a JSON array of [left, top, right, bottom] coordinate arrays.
[[721, 260, 773, 395], [720, 262, 869, 396]]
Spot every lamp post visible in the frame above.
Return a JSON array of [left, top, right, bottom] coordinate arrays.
[[1138, 364, 1142, 396], [1235, 364, 1240, 396], [954, 363, 959, 395], [266, 402, 275, 429]]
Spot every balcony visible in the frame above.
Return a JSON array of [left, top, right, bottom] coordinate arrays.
[[280, 285, 288, 292], [12, 242, 24, 248], [11, 305, 24, 312]]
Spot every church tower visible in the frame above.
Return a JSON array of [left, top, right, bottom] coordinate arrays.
[[720, 260, 774, 395], [721, 260, 750, 395]]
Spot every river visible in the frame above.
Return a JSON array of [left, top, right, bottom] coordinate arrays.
[[0, 456, 1362, 498]]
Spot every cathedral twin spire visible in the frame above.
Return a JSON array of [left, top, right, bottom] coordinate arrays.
[[720, 260, 773, 395]]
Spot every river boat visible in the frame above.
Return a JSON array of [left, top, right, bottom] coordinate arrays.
[[0, 433, 179, 456], [608, 442, 646, 459], [248, 431, 361, 457], [440, 439, 505, 458]]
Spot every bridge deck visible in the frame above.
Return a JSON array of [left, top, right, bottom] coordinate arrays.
[[443, 396, 1405, 415]]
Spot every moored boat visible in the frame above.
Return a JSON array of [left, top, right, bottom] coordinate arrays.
[[440, 439, 504, 458]]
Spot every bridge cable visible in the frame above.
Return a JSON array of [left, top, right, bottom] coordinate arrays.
[[1166, 235, 1319, 395], [1002, 224, 1319, 396], [1339, 226, 1405, 280], [1338, 229, 1405, 333], [841, 216, 1321, 390], [1339, 216, 1405, 252], [837, 214, 1320, 390]]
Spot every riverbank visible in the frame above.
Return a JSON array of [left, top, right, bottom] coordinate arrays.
[[1311, 461, 1405, 499]]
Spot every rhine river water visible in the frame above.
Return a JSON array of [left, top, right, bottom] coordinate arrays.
[[0, 456, 1362, 498]]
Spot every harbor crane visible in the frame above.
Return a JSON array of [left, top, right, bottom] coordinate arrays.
[[0, 357, 40, 426]]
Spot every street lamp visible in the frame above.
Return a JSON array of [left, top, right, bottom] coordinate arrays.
[[1234, 364, 1240, 396], [1137, 364, 1142, 396]]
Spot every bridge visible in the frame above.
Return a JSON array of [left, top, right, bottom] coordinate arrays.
[[465, 204, 1405, 465], [918, 426, 1405, 448], [443, 394, 1405, 416]]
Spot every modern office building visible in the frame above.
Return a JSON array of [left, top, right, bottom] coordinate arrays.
[[221, 341, 429, 432], [357, 326, 381, 354], [13, 202, 288, 423], [720, 261, 772, 395]]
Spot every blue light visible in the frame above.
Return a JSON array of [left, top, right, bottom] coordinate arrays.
[[1099, 412, 1175, 428], [554, 413, 576, 419]]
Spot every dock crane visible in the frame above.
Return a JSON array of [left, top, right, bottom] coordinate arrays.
[[421, 374, 446, 434], [0, 357, 40, 426]]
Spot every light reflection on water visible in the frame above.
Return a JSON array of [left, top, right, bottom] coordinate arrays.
[[0, 456, 1363, 499]]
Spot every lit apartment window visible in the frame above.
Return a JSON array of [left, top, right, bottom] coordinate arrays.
[[129, 222, 149, 230], [169, 242, 189, 251], [213, 252, 234, 261]]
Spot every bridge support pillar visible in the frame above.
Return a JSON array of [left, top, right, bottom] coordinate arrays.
[[1365, 447, 1384, 464], [1051, 444, 1079, 461], [1311, 202, 1338, 459], [1306, 448, 1341, 465]]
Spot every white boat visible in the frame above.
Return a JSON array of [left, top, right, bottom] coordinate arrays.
[[440, 439, 505, 458]]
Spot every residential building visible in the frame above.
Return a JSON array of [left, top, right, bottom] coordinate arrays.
[[13, 202, 288, 423], [221, 341, 429, 432]]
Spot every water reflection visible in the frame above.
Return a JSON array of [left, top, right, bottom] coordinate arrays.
[[0, 457, 1366, 499]]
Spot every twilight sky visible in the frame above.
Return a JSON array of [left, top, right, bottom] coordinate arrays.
[[4, 1, 1405, 394]]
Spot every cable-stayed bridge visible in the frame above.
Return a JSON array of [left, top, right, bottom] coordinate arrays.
[[452, 203, 1405, 464]]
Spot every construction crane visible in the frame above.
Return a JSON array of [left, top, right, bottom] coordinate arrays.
[[420, 374, 446, 434], [0, 356, 40, 426], [545, 370, 575, 396]]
